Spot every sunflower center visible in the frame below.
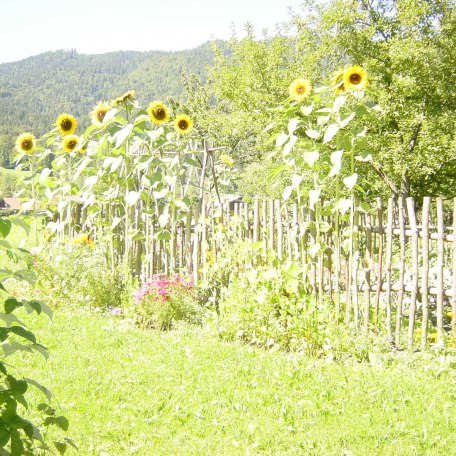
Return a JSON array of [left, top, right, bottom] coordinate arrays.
[[68, 140, 77, 149], [22, 140, 33, 151], [349, 73, 362, 85], [97, 110, 106, 122], [61, 119, 73, 131], [178, 119, 189, 130], [153, 107, 166, 120], [296, 86, 305, 94]]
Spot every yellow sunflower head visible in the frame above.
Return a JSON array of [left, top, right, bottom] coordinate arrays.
[[174, 114, 193, 135], [55, 113, 77, 136], [15, 133, 36, 155], [343, 66, 368, 91], [220, 154, 234, 166], [111, 90, 136, 106], [288, 78, 312, 102], [331, 70, 345, 94], [62, 134, 80, 153], [90, 101, 112, 126], [147, 101, 170, 125]]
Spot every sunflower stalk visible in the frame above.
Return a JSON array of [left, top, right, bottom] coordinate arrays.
[[28, 156, 39, 246]]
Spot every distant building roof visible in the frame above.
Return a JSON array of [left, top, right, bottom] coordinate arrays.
[[2, 198, 21, 210]]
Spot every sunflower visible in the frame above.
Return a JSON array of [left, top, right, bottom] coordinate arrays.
[[331, 70, 345, 94], [55, 113, 77, 135], [343, 66, 368, 91], [62, 134, 79, 153], [288, 78, 312, 102], [174, 114, 193, 135], [147, 101, 170, 125], [71, 233, 93, 247], [111, 90, 136, 106], [15, 133, 36, 154], [90, 101, 112, 126], [220, 154, 234, 166]]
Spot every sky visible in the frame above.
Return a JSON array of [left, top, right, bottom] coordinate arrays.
[[0, 0, 304, 64]]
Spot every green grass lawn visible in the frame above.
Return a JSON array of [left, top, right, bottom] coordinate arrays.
[[12, 310, 456, 456]]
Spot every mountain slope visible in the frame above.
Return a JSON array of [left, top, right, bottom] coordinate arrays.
[[0, 43, 215, 166]]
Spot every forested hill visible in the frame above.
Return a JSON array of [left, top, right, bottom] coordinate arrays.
[[0, 42, 216, 167]]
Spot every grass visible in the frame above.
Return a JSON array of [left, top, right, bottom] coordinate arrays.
[[11, 310, 456, 456]]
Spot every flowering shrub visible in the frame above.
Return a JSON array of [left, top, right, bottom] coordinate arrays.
[[134, 274, 202, 330]]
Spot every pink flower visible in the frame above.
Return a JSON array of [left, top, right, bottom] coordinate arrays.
[[109, 307, 123, 316]]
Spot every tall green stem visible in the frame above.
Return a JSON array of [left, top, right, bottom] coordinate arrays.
[[29, 156, 39, 246]]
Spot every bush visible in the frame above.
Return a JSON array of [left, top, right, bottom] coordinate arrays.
[[0, 217, 73, 453], [34, 237, 136, 311], [205, 240, 392, 360], [134, 274, 202, 330]]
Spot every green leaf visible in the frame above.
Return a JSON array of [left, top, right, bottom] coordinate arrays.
[[329, 150, 344, 178], [11, 269, 36, 286], [0, 219, 12, 239], [155, 230, 171, 241], [54, 441, 67, 455], [158, 213, 169, 228], [125, 191, 140, 207], [291, 174, 303, 188], [0, 313, 25, 326], [300, 105, 313, 116], [343, 173, 358, 190], [0, 421, 10, 447], [0, 240, 13, 251], [10, 428, 24, 456], [288, 118, 300, 135], [305, 129, 320, 140], [283, 135, 297, 156], [25, 379, 52, 402], [6, 375, 28, 395], [355, 149, 372, 162], [333, 95, 347, 112], [309, 189, 321, 207], [0, 327, 8, 342], [9, 326, 36, 344], [339, 112, 356, 128], [28, 300, 53, 321], [153, 188, 169, 199], [282, 186, 293, 200], [303, 151, 319, 168], [44, 416, 69, 432], [276, 133, 288, 147], [337, 199, 352, 215], [3, 342, 33, 357], [323, 124, 339, 144], [32, 343, 49, 360], [114, 123, 134, 148], [4, 298, 21, 314], [9, 218, 30, 237]]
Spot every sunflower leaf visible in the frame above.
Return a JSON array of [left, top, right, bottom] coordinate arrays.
[[323, 124, 339, 144], [114, 124, 134, 149], [305, 129, 320, 140]]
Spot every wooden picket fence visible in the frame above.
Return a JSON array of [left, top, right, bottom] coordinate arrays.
[[71, 194, 456, 347]]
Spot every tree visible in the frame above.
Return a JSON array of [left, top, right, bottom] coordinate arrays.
[[191, 1, 456, 199]]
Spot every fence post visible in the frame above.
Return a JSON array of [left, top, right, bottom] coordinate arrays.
[[436, 197, 445, 341], [374, 198, 384, 328], [406, 197, 419, 349], [421, 197, 431, 349], [385, 197, 395, 343], [395, 197, 406, 347]]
